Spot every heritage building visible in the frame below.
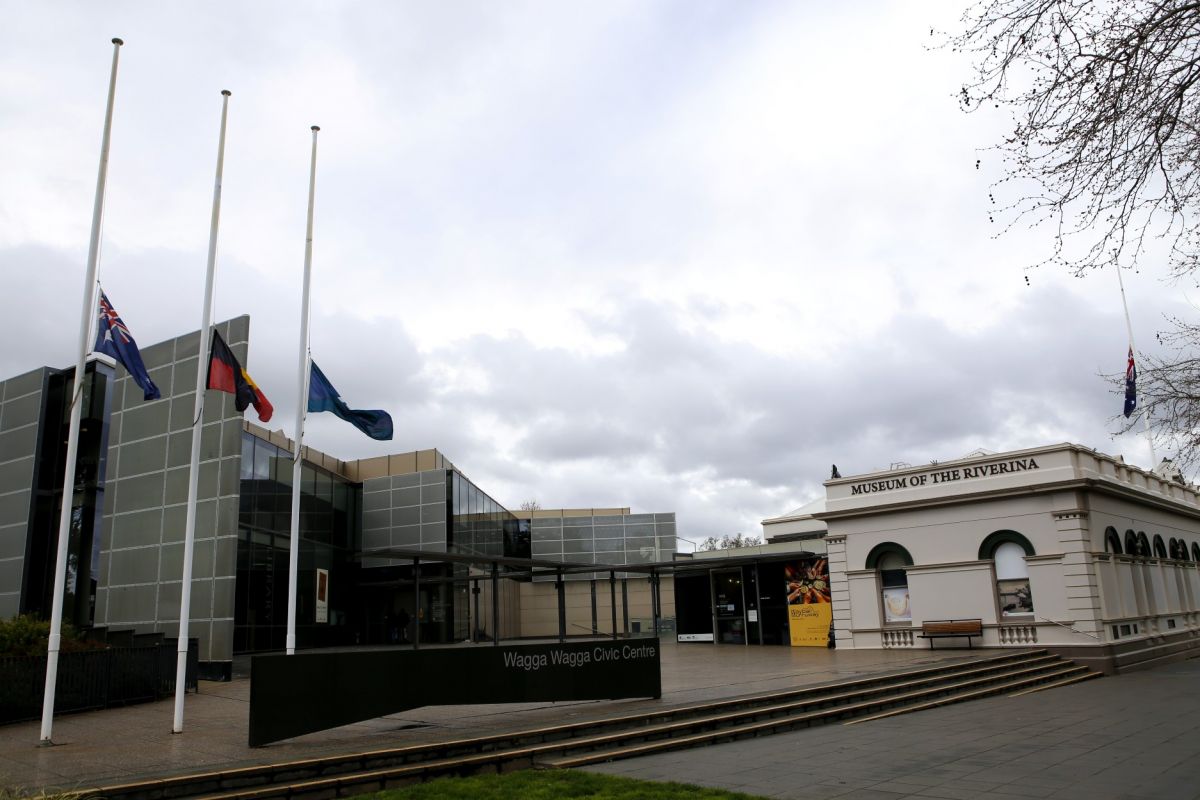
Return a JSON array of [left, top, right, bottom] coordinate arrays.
[[813, 444, 1200, 672]]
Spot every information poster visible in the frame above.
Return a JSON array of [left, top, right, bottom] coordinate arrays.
[[785, 558, 831, 647], [315, 568, 329, 624], [881, 587, 911, 623]]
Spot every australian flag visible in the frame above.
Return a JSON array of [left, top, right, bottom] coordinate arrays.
[[1123, 347, 1137, 418], [94, 290, 161, 401]]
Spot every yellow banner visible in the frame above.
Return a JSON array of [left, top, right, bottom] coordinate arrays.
[[788, 602, 832, 647]]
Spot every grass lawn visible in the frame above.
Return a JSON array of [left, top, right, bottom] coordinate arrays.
[[362, 769, 767, 799]]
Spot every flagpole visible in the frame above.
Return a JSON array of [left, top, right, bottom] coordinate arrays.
[[287, 125, 319, 656], [172, 90, 231, 733], [1116, 266, 1156, 466], [40, 37, 123, 746]]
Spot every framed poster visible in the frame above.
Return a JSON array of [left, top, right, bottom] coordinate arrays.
[[998, 578, 1034, 616], [315, 568, 329, 624], [881, 586, 910, 623]]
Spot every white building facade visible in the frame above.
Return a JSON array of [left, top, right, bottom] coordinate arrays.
[[817, 443, 1200, 673]]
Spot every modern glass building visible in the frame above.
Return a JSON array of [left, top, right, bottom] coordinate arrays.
[[0, 316, 680, 678]]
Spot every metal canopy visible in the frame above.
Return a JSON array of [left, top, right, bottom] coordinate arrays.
[[357, 546, 819, 578]]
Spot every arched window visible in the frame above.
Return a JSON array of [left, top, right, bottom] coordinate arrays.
[[1105, 527, 1123, 554], [1169, 538, 1186, 560], [980, 531, 1035, 617], [866, 542, 912, 624], [1125, 530, 1139, 555], [1153, 534, 1167, 559], [1137, 532, 1151, 557], [1192, 543, 1200, 562]]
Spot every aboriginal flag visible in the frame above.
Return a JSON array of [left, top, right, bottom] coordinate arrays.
[[208, 329, 273, 422]]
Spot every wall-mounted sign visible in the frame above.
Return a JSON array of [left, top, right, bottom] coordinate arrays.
[[788, 603, 832, 647], [677, 633, 715, 642], [249, 638, 663, 746], [315, 568, 328, 624], [849, 457, 1041, 496]]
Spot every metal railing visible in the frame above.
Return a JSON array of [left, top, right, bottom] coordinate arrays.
[[0, 638, 198, 724], [1036, 616, 1100, 640]]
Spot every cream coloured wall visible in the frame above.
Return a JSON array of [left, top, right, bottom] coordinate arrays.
[[835, 494, 1062, 575], [907, 562, 995, 624], [822, 444, 1200, 654], [1026, 555, 1067, 624]]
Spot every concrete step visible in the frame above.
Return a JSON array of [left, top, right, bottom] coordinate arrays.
[[538, 660, 1098, 768], [82, 650, 1086, 800]]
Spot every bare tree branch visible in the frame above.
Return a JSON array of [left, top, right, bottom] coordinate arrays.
[[944, 1, 1200, 278]]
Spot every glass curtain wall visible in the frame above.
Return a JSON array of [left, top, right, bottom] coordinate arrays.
[[234, 431, 359, 652], [448, 470, 528, 560], [23, 360, 113, 628]]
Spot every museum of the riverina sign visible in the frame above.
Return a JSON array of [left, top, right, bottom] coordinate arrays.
[[849, 457, 1041, 496]]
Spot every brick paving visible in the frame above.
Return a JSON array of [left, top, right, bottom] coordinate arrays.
[[585, 657, 1200, 800], [0, 642, 968, 792]]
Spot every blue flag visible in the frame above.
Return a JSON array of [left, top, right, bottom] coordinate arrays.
[[308, 361, 392, 440], [94, 290, 161, 401], [1123, 347, 1137, 418]]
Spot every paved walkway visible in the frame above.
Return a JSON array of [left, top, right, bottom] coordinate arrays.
[[0, 642, 968, 793], [586, 656, 1200, 800]]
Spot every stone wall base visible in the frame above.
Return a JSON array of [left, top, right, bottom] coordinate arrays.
[[1045, 627, 1200, 675]]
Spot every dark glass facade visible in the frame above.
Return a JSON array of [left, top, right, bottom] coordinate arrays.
[[22, 360, 113, 628], [234, 431, 360, 652], [448, 470, 528, 560]]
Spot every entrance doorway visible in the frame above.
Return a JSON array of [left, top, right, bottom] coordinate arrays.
[[712, 568, 747, 644]]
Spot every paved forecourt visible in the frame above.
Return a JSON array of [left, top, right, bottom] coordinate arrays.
[[0, 641, 970, 792], [586, 656, 1200, 800]]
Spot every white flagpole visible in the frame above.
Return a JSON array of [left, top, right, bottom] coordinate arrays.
[[173, 90, 231, 733], [1116, 266, 1156, 466], [287, 126, 319, 656], [40, 37, 124, 746]]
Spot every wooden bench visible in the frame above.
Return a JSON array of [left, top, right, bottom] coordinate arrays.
[[919, 619, 983, 649]]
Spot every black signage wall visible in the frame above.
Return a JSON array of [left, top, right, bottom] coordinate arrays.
[[249, 638, 662, 746]]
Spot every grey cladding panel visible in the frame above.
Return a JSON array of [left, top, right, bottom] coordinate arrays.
[[108, 547, 161, 586], [118, 436, 168, 478], [0, 425, 37, 460], [0, 527, 28, 559], [0, 457, 35, 497], [1, 369, 47, 402], [392, 487, 420, 508], [391, 473, 420, 489], [1, 393, 42, 431], [0, 491, 32, 527]]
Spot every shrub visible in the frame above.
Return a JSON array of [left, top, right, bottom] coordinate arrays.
[[0, 616, 102, 658]]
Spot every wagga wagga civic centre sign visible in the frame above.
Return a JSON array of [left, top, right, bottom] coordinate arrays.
[[849, 457, 1041, 496], [249, 638, 662, 746], [503, 642, 658, 672]]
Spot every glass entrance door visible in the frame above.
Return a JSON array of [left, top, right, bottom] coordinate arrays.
[[712, 568, 747, 644]]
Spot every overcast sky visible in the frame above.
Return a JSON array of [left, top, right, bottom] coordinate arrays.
[[2, 2, 1192, 543]]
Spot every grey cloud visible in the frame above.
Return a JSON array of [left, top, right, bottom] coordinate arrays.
[[400, 286, 1131, 537]]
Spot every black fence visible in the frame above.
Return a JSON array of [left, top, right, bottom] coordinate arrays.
[[0, 637, 198, 724]]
